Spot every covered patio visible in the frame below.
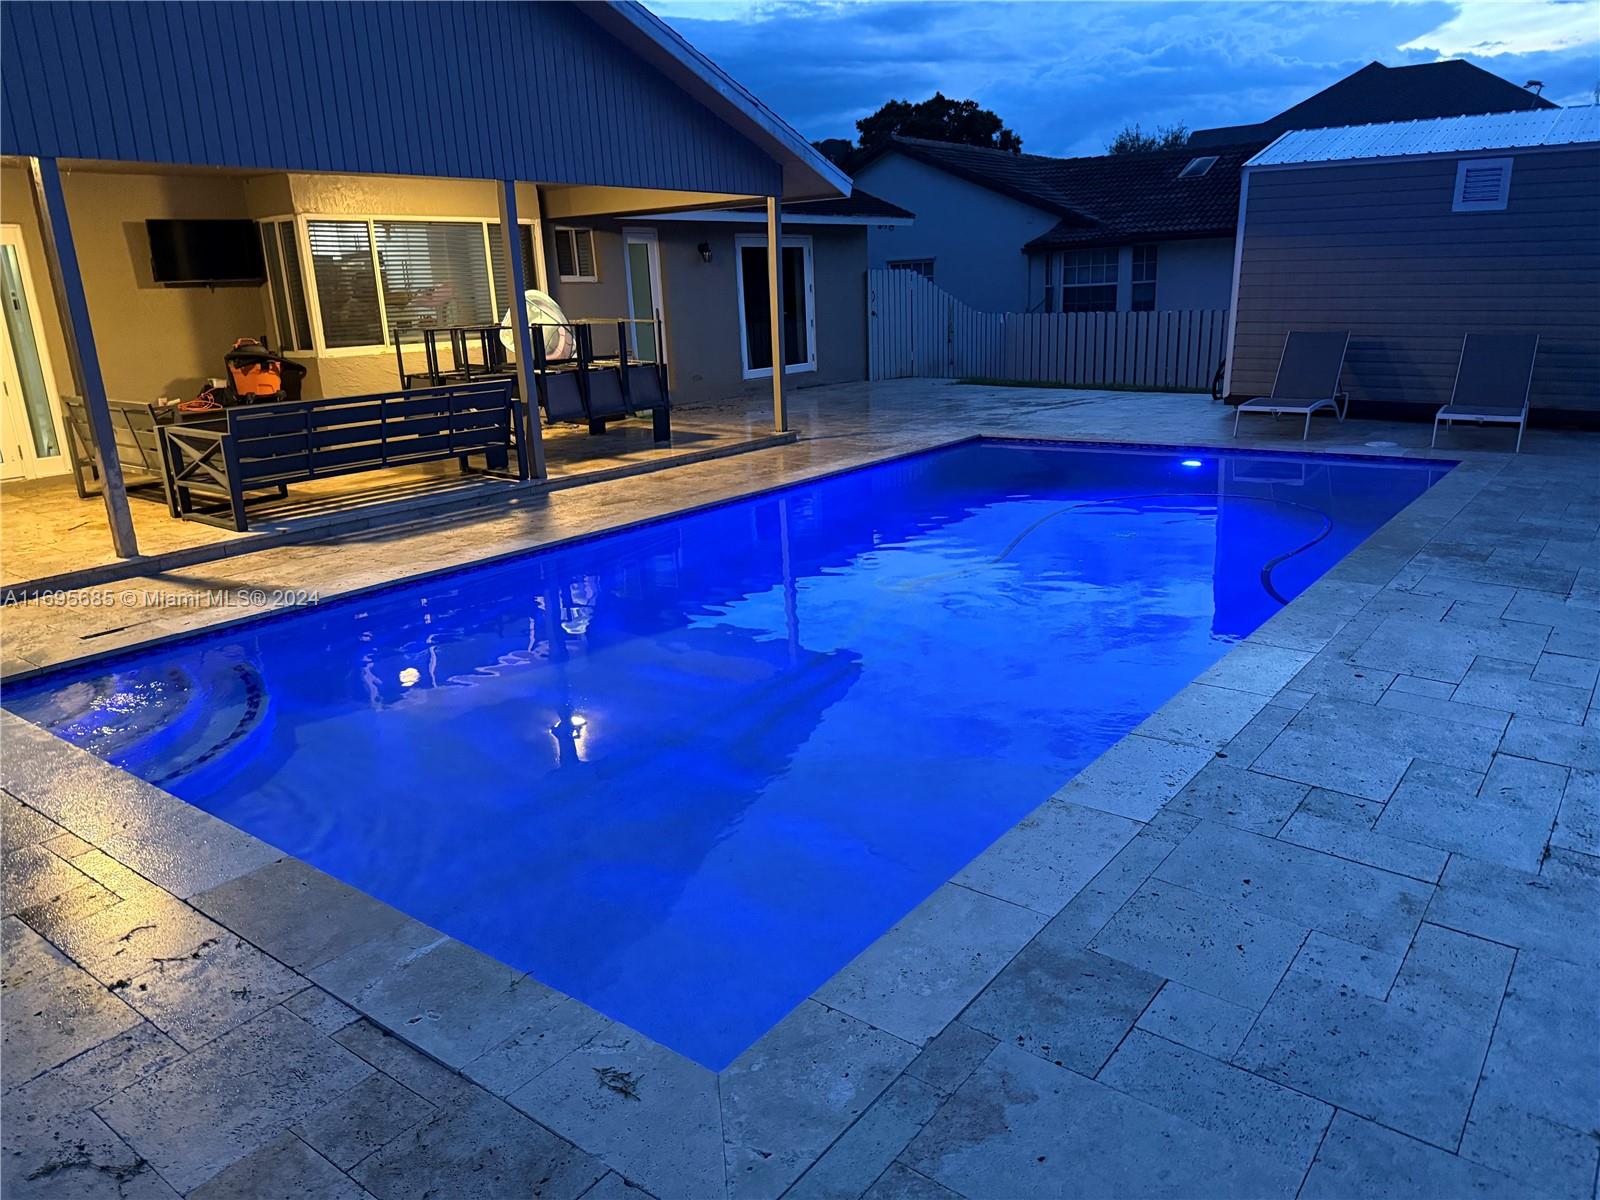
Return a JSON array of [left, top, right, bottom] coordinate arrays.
[[0, 1, 847, 591]]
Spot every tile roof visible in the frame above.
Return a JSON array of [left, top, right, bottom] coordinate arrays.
[[1250, 106, 1600, 166], [858, 136, 1263, 250], [1189, 60, 1555, 148]]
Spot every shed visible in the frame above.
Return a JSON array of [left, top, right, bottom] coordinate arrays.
[[1225, 107, 1600, 419]]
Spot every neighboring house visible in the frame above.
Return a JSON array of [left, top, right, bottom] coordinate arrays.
[[1226, 107, 1600, 418], [854, 59, 1553, 317], [0, 1, 857, 500], [552, 191, 912, 403]]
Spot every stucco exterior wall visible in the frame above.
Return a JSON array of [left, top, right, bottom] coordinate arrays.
[[853, 153, 1056, 311]]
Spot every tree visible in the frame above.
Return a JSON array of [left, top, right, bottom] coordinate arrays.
[[1106, 122, 1189, 154], [854, 93, 1022, 154], [811, 137, 855, 167]]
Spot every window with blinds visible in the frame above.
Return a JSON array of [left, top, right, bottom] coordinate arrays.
[[553, 227, 598, 281], [375, 221, 494, 336], [488, 223, 539, 314], [307, 220, 384, 348], [259, 220, 313, 351]]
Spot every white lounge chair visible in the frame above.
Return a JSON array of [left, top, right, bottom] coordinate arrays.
[[1233, 331, 1351, 440], [1431, 333, 1539, 454]]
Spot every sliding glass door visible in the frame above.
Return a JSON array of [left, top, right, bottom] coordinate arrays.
[[735, 236, 814, 379]]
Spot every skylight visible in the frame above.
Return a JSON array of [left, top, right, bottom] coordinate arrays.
[[1179, 156, 1218, 179]]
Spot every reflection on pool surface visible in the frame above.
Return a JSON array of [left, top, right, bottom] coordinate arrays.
[[6, 440, 1451, 1068]]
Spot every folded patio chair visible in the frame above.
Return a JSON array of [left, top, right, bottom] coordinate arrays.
[[1431, 333, 1540, 453], [1233, 331, 1351, 440]]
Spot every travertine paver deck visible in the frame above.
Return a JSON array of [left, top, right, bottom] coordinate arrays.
[[2, 379, 1597, 1199]]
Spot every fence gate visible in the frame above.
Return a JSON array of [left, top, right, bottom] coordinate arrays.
[[868, 268, 1226, 391]]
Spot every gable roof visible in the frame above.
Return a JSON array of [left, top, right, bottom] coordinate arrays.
[[640, 187, 914, 225], [857, 135, 1262, 251], [1249, 106, 1600, 168], [1189, 60, 1554, 148]]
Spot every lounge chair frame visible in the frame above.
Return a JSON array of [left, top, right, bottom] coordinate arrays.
[[1431, 333, 1539, 454], [1233, 331, 1351, 441]]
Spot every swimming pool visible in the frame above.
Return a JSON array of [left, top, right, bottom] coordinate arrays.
[[6, 439, 1450, 1068]]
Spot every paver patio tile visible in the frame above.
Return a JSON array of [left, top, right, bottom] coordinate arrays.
[[5, 1022, 184, 1125], [1377, 755, 1567, 873], [952, 799, 1137, 915], [2, 912, 70, 991], [961, 942, 1162, 1076], [1098, 1030, 1332, 1175], [352, 1092, 605, 1200], [722, 1001, 917, 1200], [1049, 734, 1214, 821], [1193, 640, 1313, 696], [580, 1173, 661, 1200], [1276, 788, 1450, 882], [1429, 851, 1600, 968], [1459, 950, 1600, 1196], [1377, 686, 1512, 732], [1350, 614, 1548, 683], [3, 844, 118, 922], [0, 1106, 179, 1200], [1, 959, 142, 1085], [187, 1131, 364, 1199], [1388, 923, 1515, 1028], [1531, 651, 1600, 691], [464, 993, 612, 1096], [1213, 701, 1301, 766], [1089, 879, 1303, 1007], [1133, 981, 1257, 1059], [1234, 970, 1493, 1147], [332, 1018, 474, 1106], [23, 885, 226, 987], [902, 1042, 1302, 1198], [1425, 558, 1578, 596], [1285, 652, 1395, 702], [1386, 673, 1457, 699], [293, 1071, 435, 1169], [1504, 591, 1600, 659], [1134, 683, 1274, 750], [190, 856, 412, 972], [1, 792, 63, 853], [95, 1006, 372, 1194], [1251, 695, 1500, 800], [1166, 761, 1308, 835], [785, 1074, 944, 1200], [1300, 1112, 1524, 1199], [904, 1020, 997, 1096], [1399, 572, 1519, 609], [861, 1162, 961, 1200], [1287, 930, 1406, 998], [1033, 830, 1180, 950], [1154, 821, 1431, 956], [813, 883, 1046, 1045], [1551, 768, 1599, 856], [506, 1023, 723, 1200], [1501, 713, 1600, 769], [118, 934, 304, 1050], [311, 921, 561, 1068], [283, 986, 359, 1035], [1452, 657, 1591, 723]]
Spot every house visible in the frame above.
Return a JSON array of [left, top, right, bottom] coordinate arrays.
[[1225, 107, 1600, 418], [854, 59, 1553, 316], [0, 0, 882, 560]]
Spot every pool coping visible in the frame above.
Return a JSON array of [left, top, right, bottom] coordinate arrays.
[[0, 428, 1513, 1199]]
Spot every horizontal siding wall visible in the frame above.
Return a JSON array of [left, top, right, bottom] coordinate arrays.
[[1231, 149, 1600, 414], [1, 1, 780, 196]]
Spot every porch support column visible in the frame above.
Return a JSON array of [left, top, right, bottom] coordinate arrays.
[[28, 157, 137, 557], [497, 179, 545, 481], [765, 196, 787, 433]]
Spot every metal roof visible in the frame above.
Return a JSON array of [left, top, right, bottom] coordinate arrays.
[[1248, 106, 1600, 167]]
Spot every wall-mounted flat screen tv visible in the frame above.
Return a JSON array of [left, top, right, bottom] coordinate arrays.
[[147, 219, 266, 286]]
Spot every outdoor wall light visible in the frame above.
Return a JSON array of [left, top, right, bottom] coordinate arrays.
[[698, 242, 713, 263]]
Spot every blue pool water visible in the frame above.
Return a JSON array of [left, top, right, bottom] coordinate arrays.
[[6, 440, 1449, 1068]]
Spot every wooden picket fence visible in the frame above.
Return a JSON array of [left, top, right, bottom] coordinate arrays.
[[867, 268, 1226, 391]]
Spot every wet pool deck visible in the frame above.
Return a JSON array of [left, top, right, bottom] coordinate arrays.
[[2, 379, 1597, 1199]]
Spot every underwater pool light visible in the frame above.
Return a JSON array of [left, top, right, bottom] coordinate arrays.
[[1180, 459, 1204, 468]]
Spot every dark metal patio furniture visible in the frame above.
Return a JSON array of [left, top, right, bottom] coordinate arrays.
[[61, 396, 217, 502], [1233, 331, 1351, 440], [1431, 333, 1540, 453], [160, 380, 522, 532]]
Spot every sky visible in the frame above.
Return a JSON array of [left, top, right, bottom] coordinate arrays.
[[651, 0, 1600, 157]]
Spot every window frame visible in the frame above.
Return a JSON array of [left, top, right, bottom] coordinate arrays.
[[1061, 248, 1119, 314], [291, 213, 539, 356], [552, 226, 599, 283], [733, 233, 816, 381], [888, 258, 935, 279], [1130, 244, 1158, 312]]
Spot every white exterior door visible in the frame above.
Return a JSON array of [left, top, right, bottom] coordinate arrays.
[[622, 228, 665, 364], [0, 226, 68, 480]]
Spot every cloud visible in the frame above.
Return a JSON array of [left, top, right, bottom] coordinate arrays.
[[1400, 0, 1600, 57], [651, 1, 1599, 156]]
